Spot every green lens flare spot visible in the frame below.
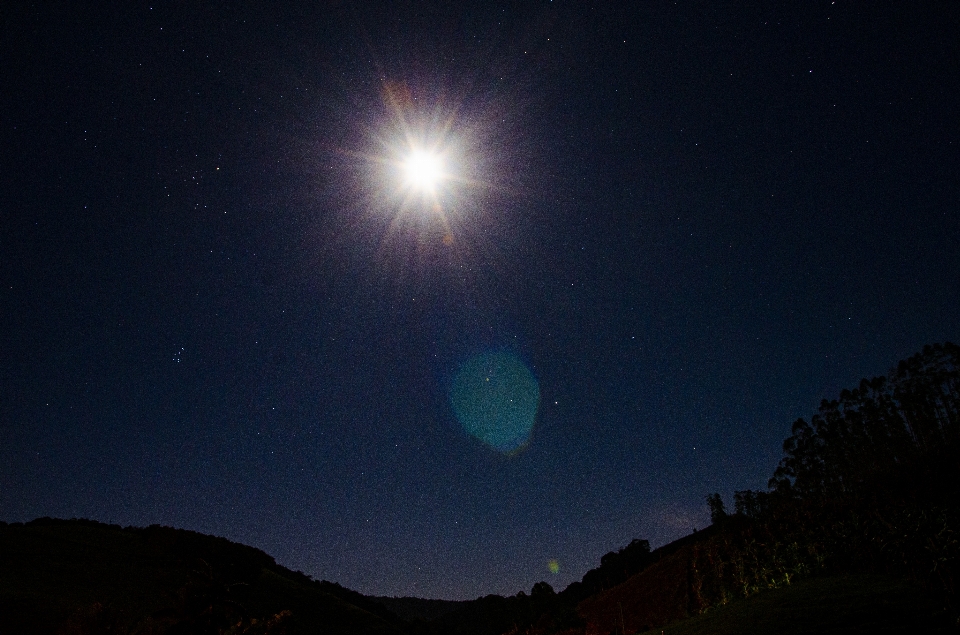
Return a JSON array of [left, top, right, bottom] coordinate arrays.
[[449, 351, 540, 453]]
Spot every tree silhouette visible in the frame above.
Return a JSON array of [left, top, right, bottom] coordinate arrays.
[[706, 493, 727, 524], [770, 342, 960, 500]]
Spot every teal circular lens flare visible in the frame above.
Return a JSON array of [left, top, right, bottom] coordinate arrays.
[[449, 351, 540, 453]]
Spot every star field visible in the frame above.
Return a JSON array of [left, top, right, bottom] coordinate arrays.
[[1, 1, 959, 600]]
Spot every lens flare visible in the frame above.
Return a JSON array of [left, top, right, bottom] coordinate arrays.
[[449, 351, 540, 453]]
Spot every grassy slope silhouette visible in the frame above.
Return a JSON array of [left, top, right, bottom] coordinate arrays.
[[657, 575, 952, 635], [576, 544, 955, 635]]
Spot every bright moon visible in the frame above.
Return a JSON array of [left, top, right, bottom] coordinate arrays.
[[404, 149, 443, 192]]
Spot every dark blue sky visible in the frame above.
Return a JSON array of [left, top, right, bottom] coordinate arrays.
[[2, 1, 958, 599]]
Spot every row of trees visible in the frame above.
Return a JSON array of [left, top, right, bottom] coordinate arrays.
[[710, 342, 960, 617], [770, 342, 960, 499]]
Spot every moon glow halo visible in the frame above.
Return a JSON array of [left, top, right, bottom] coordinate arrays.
[[403, 148, 443, 193], [355, 81, 510, 258]]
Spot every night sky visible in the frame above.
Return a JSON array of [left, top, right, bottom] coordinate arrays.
[[2, 1, 959, 600]]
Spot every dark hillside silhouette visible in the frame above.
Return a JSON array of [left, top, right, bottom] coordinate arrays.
[[405, 538, 659, 635], [560, 539, 654, 605], [656, 574, 953, 635], [367, 596, 469, 622], [0, 518, 406, 635]]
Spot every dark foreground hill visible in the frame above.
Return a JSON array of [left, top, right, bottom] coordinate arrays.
[[0, 518, 406, 635], [2, 516, 957, 635], [367, 596, 469, 622]]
